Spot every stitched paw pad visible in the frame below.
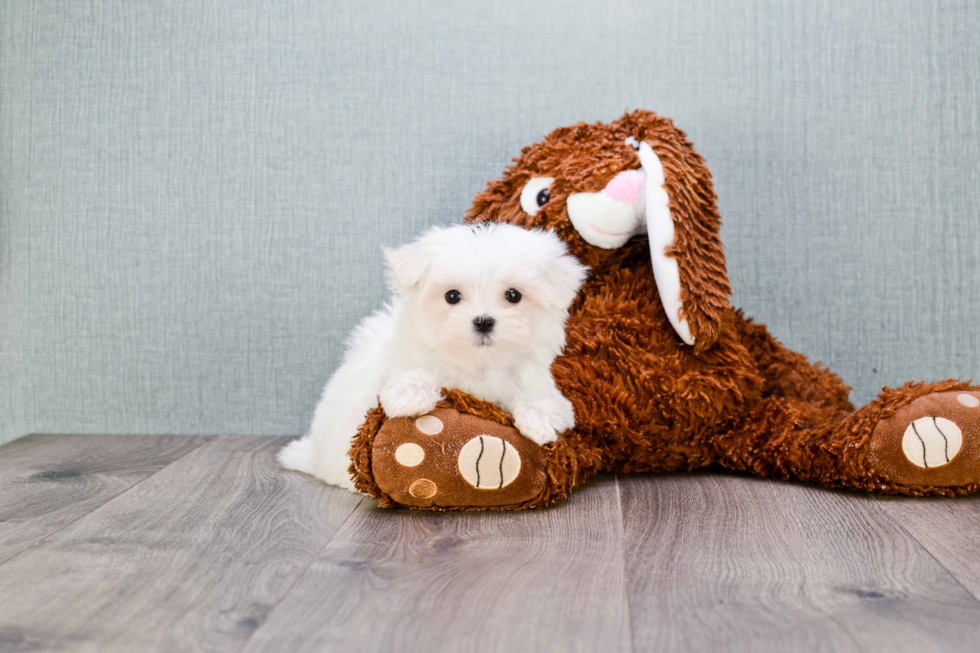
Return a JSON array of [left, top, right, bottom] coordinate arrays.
[[370, 408, 547, 509], [871, 391, 980, 489]]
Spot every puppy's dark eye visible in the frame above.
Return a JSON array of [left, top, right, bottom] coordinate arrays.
[[536, 188, 550, 207], [445, 289, 462, 305], [504, 288, 522, 304]]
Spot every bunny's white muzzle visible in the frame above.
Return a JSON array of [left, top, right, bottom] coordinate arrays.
[[565, 168, 646, 249]]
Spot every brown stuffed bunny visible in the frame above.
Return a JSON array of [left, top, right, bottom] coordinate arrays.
[[349, 109, 980, 510]]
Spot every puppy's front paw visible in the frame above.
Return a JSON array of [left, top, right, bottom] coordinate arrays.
[[551, 395, 576, 433], [380, 373, 443, 418], [511, 394, 576, 446], [513, 405, 560, 445]]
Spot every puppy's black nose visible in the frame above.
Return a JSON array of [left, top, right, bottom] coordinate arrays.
[[473, 315, 495, 333]]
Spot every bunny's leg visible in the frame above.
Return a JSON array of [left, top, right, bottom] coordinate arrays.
[[735, 311, 854, 411], [348, 390, 602, 510], [711, 380, 980, 495]]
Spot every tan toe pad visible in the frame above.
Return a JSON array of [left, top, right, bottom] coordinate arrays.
[[871, 391, 980, 488]]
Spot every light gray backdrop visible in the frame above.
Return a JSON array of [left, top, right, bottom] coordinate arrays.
[[1, 0, 978, 445]]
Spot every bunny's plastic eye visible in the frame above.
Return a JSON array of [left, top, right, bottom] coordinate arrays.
[[520, 177, 555, 216], [505, 289, 522, 304], [445, 290, 462, 304]]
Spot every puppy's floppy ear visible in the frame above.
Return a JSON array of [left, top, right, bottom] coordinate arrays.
[[383, 240, 429, 294], [534, 231, 589, 310], [541, 253, 589, 310]]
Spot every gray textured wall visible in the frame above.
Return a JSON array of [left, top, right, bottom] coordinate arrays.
[[1, 0, 978, 445]]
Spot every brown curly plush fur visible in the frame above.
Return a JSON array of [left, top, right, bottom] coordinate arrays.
[[349, 109, 980, 509]]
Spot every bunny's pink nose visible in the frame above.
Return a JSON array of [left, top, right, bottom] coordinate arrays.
[[602, 169, 645, 205]]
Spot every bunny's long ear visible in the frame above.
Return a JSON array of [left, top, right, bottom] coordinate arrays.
[[633, 121, 732, 353]]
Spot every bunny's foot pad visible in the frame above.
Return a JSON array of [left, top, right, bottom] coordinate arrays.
[[870, 390, 980, 492], [350, 402, 549, 510]]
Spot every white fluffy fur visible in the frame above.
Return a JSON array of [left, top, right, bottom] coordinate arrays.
[[278, 223, 588, 491]]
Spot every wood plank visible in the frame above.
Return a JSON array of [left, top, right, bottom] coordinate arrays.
[[620, 473, 980, 653], [239, 475, 631, 653], [875, 495, 980, 601], [0, 433, 209, 564], [0, 436, 363, 653]]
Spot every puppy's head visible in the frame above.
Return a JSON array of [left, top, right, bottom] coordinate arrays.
[[385, 223, 588, 367]]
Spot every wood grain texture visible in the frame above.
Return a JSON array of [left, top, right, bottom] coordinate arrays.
[[875, 495, 980, 601], [239, 475, 631, 653], [0, 434, 209, 564], [0, 436, 362, 653], [620, 473, 980, 653], [4, 435, 980, 653]]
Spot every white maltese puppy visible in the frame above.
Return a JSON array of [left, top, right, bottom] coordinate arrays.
[[278, 223, 588, 490]]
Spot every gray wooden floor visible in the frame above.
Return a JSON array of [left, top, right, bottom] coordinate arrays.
[[1, 435, 979, 653]]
